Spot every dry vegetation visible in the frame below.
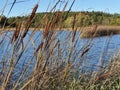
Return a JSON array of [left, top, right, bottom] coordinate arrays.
[[80, 25, 120, 38], [0, 0, 119, 90]]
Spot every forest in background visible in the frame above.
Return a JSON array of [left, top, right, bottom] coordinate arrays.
[[1, 11, 120, 28]]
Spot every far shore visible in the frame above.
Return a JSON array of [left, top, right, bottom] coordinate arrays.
[[1, 25, 120, 38], [0, 27, 72, 31], [1, 25, 120, 30]]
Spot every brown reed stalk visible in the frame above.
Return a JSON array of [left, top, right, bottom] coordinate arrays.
[[19, 71, 44, 90], [72, 14, 77, 42], [11, 22, 22, 43], [50, 0, 61, 12], [43, 21, 51, 39], [44, 31, 57, 50], [51, 12, 60, 30], [1, 0, 17, 31], [59, 1, 68, 30], [49, 40, 60, 55], [80, 47, 90, 57], [1, 66, 14, 90], [92, 25, 98, 38], [72, 28, 77, 43], [8, 0, 16, 16], [0, 0, 8, 17], [64, 0, 76, 20], [22, 4, 38, 38], [72, 14, 76, 30], [95, 72, 110, 81], [34, 42, 44, 54]]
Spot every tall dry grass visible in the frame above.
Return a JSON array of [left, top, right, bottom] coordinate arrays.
[[0, 0, 119, 90]]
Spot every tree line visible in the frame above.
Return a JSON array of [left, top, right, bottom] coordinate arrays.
[[1, 11, 120, 28]]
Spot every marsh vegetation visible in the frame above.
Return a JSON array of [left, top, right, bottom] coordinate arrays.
[[0, 0, 120, 90]]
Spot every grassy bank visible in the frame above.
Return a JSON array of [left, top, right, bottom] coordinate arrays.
[[80, 25, 120, 38]]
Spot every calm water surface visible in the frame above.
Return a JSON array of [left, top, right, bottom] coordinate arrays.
[[0, 30, 120, 71]]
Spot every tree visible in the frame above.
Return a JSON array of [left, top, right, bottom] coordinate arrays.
[[7, 17, 16, 27], [63, 16, 73, 28], [0, 16, 8, 27]]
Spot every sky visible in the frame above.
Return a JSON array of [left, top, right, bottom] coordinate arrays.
[[0, 0, 120, 17]]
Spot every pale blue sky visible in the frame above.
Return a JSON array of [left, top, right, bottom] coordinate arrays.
[[0, 0, 120, 17]]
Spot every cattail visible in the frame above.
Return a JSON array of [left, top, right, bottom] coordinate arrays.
[[80, 47, 90, 57], [22, 4, 38, 38], [72, 14, 76, 30], [95, 72, 110, 81], [72, 28, 77, 42], [15, 22, 22, 38], [34, 42, 44, 54], [43, 21, 51, 39], [11, 22, 22, 43], [53, 11, 59, 25]]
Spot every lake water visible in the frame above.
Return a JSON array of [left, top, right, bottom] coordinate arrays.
[[0, 30, 120, 72]]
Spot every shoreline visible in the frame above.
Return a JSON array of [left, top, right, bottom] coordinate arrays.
[[1, 26, 120, 38], [1, 25, 120, 30], [0, 27, 73, 31]]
